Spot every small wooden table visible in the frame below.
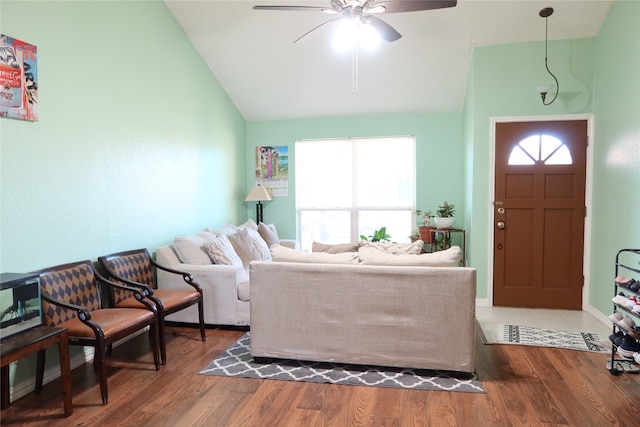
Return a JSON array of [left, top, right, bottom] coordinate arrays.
[[1, 326, 72, 416]]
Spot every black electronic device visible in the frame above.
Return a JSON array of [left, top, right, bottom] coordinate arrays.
[[0, 272, 42, 341]]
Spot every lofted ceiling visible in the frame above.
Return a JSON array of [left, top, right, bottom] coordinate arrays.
[[165, 0, 613, 121]]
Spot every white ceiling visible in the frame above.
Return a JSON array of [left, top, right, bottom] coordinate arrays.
[[165, 0, 612, 121]]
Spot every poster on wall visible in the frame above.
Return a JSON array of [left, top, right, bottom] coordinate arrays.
[[255, 146, 288, 197], [0, 35, 38, 121]]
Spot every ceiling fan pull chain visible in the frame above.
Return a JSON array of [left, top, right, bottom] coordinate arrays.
[[352, 47, 359, 93]]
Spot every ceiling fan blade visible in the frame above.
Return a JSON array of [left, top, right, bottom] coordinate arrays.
[[371, 0, 457, 14], [367, 16, 402, 42], [253, 5, 338, 13], [294, 18, 341, 43]]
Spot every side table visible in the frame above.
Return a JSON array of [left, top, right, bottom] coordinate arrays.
[[1, 326, 72, 416]]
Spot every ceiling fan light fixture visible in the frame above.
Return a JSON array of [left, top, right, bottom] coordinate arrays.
[[359, 22, 381, 50], [332, 19, 380, 53], [367, 5, 386, 14], [332, 19, 358, 52]]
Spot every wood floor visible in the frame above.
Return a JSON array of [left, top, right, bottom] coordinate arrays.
[[1, 325, 639, 427]]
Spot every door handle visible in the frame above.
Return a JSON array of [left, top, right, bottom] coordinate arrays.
[[497, 221, 505, 229]]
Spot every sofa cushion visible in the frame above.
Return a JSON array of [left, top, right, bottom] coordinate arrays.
[[358, 245, 461, 267], [237, 279, 250, 302], [360, 240, 424, 255], [172, 231, 218, 265], [258, 222, 280, 247], [312, 241, 361, 253], [271, 244, 360, 264], [202, 234, 243, 267], [228, 227, 272, 267]]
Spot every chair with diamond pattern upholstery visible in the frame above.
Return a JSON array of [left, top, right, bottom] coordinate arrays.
[[36, 260, 161, 405], [98, 248, 205, 365]]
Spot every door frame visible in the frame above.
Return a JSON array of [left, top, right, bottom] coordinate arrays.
[[487, 114, 595, 310]]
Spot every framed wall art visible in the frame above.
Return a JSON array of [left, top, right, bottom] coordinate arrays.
[[254, 146, 288, 197], [1, 34, 38, 121]]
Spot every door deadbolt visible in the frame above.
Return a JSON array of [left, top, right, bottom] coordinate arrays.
[[497, 221, 505, 229], [497, 207, 505, 214]]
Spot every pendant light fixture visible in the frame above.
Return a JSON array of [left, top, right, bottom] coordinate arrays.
[[535, 7, 559, 105]]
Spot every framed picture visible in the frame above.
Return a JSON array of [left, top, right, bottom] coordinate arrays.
[[255, 146, 288, 197], [1, 34, 38, 121]]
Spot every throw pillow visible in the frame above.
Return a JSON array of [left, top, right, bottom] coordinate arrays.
[[202, 235, 243, 267], [238, 218, 259, 230], [312, 241, 361, 254], [358, 245, 461, 267], [205, 219, 259, 236], [172, 230, 218, 265], [227, 227, 272, 267], [271, 245, 360, 264], [360, 240, 424, 255], [258, 222, 280, 247], [206, 224, 239, 236]]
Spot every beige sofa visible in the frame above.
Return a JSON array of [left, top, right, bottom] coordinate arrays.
[[155, 220, 297, 326], [249, 254, 476, 372]]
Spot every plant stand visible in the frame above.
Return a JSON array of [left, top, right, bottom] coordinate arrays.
[[425, 228, 466, 266]]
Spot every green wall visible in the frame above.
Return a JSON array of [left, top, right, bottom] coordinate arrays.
[[246, 113, 465, 241], [0, 0, 247, 274], [589, 0, 640, 314], [465, 37, 596, 300], [0, 0, 245, 390], [464, 0, 639, 306]]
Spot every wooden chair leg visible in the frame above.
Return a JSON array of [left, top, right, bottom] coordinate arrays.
[[95, 345, 108, 405], [158, 319, 167, 366], [198, 299, 206, 342], [150, 324, 161, 371], [35, 348, 46, 394]]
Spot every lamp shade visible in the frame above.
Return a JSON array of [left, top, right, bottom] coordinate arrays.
[[245, 185, 273, 202]]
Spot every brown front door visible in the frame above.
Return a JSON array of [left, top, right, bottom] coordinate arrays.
[[493, 120, 587, 309]]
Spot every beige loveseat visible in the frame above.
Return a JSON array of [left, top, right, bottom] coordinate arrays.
[[249, 245, 476, 373], [156, 221, 296, 326]]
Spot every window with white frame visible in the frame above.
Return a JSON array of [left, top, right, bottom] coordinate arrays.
[[295, 136, 416, 250]]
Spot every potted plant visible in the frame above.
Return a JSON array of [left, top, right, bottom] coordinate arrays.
[[360, 226, 392, 242], [434, 201, 455, 229], [409, 228, 420, 243], [415, 209, 436, 243]]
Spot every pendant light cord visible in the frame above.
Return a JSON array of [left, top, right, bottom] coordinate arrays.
[[543, 15, 559, 105]]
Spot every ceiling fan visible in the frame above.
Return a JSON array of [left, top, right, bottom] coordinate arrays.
[[253, 0, 458, 44]]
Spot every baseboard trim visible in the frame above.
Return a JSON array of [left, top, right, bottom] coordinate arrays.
[[475, 298, 490, 307]]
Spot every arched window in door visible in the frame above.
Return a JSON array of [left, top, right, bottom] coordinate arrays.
[[508, 134, 572, 165]]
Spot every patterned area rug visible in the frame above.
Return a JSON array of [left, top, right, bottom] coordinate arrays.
[[496, 324, 609, 353], [199, 333, 484, 393]]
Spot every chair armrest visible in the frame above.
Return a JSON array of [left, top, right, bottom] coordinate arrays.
[[149, 257, 202, 293], [94, 269, 157, 312]]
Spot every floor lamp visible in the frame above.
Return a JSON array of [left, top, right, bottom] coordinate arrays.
[[245, 185, 273, 224]]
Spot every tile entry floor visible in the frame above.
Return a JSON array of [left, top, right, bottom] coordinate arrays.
[[476, 306, 612, 344]]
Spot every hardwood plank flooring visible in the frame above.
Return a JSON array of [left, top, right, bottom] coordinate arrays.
[[1, 325, 638, 426]]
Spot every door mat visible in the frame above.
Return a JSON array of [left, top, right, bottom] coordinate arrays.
[[494, 324, 609, 353], [199, 333, 484, 393]]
